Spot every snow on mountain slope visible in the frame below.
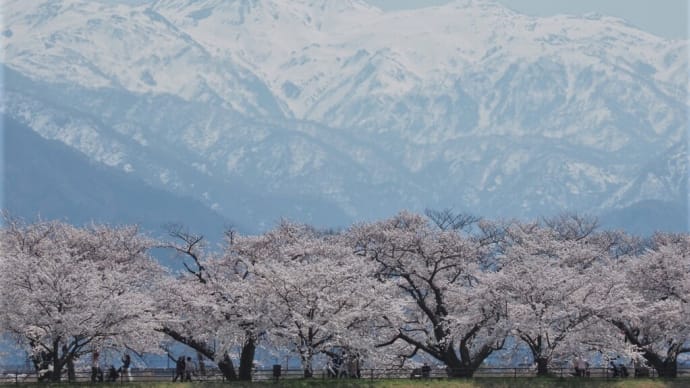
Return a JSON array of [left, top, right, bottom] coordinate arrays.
[[4, 115, 232, 239], [2, 0, 287, 117], [1, 0, 688, 229], [144, 0, 688, 185], [605, 140, 688, 209], [151, 0, 686, 125]]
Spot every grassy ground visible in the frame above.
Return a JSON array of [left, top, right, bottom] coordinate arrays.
[[3, 379, 690, 388]]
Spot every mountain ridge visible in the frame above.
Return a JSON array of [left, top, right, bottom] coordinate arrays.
[[3, 116, 233, 240], [2, 0, 688, 232]]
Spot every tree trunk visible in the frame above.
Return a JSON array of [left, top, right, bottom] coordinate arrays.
[[642, 350, 678, 378], [536, 357, 549, 377], [66, 355, 76, 382], [159, 327, 240, 381], [51, 356, 62, 382], [238, 336, 256, 381], [616, 323, 680, 379], [443, 346, 474, 378], [50, 340, 62, 382], [301, 353, 314, 378], [652, 359, 677, 378], [521, 335, 548, 377], [446, 363, 475, 378], [31, 352, 48, 382], [197, 352, 206, 376], [303, 367, 313, 378]]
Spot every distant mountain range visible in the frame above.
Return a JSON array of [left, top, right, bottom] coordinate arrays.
[[2, 0, 688, 235], [4, 116, 231, 240]]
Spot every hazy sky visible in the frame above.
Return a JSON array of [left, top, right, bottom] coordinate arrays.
[[367, 0, 689, 39]]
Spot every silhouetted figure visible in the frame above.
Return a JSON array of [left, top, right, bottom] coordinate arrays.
[[121, 353, 132, 381], [185, 356, 195, 381], [173, 356, 185, 382], [421, 363, 431, 378], [106, 365, 120, 382], [610, 361, 619, 377], [91, 351, 103, 382]]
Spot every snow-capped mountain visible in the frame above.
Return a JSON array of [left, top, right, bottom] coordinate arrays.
[[2, 0, 688, 232]]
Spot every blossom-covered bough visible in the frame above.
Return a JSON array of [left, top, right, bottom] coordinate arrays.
[[232, 221, 394, 378], [605, 233, 690, 377], [347, 211, 508, 378], [495, 217, 635, 376], [0, 217, 163, 382], [152, 225, 259, 381]]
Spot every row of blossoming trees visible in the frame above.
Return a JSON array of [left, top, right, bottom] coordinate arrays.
[[1, 211, 688, 382]]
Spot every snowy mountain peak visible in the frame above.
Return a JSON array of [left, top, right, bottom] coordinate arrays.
[[444, 0, 514, 13], [2, 0, 688, 231]]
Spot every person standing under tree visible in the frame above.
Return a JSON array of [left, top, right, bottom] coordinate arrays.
[[173, 356, 185, 382], [421, 363, 431, 378], [185, 356, 196, 381], [91, 351, 103, 382], [121, 353, 132, 382]]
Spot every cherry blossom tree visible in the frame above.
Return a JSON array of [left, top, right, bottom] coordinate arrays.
[[496, 219, 633, 376], [606, 233, 690, 377], [232, 221, 394, 378], [4, 212, 686, 382], [0, 218, 163, 382], [347, 211, 508, 377], [152, 226, 260, 381]]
